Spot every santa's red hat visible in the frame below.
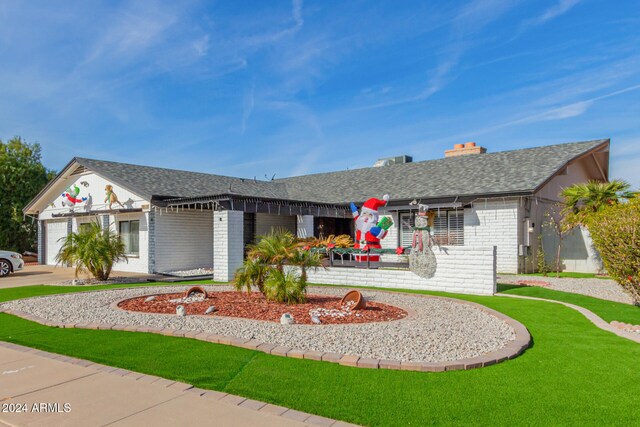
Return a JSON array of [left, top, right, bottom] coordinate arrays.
[[362, 194, 389, 213]]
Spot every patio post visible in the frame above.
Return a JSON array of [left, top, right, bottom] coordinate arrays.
[[213, 209, 244, 282]]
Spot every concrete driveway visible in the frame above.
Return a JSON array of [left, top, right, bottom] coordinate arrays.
[[0, 265, 152, 289]]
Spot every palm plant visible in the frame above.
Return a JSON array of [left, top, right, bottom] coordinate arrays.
[[263, 269, 307, 304], [234, 228, 323, 303], [233, 257, 269, 293], [287, 248, 322, 285], [55, 220, 127, 280], [561, 180, 634, 215], [246, 228, 296, 272]]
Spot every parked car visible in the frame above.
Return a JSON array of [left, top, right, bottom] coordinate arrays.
[[0, 251, 24, 277]]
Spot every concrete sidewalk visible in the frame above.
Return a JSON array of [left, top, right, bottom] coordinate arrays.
[[0, 342, 353, 427]]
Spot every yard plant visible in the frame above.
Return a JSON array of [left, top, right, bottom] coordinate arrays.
[[234, 229, 322, 303], [582, 196, 640, 304], [560, 180, 639, 304], [56, 220, 128, 280]]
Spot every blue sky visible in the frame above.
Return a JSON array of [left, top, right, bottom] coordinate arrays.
[[1, 0, 639, 188]]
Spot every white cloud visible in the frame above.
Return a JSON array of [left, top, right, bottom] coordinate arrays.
[[527, 0, 582, 27]]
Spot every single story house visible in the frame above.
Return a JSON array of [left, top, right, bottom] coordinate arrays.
[[24, 139, 610, 283]]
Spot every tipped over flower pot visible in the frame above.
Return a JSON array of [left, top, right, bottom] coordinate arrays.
[[341, 290, 366, 310]]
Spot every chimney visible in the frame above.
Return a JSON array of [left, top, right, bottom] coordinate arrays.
[[445, 142, 487, 158]]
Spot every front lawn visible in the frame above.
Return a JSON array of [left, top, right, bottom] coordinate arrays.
[[498, 283, 640, 325], [1, 283, 639, 425]]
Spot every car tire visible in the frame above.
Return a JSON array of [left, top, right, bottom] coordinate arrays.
[[0, 259, 11, 277]]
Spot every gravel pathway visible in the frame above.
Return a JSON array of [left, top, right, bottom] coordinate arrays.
[[0, 286, 515, 363], [498, 275, 635, 305]]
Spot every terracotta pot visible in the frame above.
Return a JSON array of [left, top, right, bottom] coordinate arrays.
[[340, 290, 366, 310], [184, 286, 208, 299]]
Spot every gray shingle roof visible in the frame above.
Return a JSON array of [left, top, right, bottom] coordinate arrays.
[[277, 139, 608, 203], [75, 139, 608, 205], [74, 158, 290, 201]]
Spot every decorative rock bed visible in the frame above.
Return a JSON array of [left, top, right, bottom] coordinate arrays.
[[117, 291, 407, 325], [0, 286, 530, 370]]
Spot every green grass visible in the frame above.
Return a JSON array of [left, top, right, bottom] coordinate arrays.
[[498, 283, 640, 325], [1, 283, 640, 425], [500, 271, 610, 279]]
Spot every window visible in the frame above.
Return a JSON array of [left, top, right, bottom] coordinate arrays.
[[119, 220, 140, 255], [399, 210, 464, 247], [433, 210, 464, 246]]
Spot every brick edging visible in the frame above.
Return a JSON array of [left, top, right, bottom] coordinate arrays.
[[1, 287, 531, 372], [0, 341, 357, 427]]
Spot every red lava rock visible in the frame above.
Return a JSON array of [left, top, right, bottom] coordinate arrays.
[[516, 280, 551, 287], [118, 292, 408, 325], [184, 286, 208, 299]]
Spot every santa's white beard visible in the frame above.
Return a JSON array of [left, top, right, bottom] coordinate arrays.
[[356, 215, 377, 236]]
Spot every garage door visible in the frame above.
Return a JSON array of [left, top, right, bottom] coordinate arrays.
[[46, 220, 68, 265]]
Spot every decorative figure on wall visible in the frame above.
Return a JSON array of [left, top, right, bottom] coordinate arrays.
[[83, 193, 93, 211], [409, 209, 437, 278], [350, 194, 392, 262], [105, 185, 124, 209], [80, 181, 89, 187], [61, 185, 87, 211]]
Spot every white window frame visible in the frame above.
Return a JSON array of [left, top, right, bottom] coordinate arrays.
[[118, 220, 140, 256]]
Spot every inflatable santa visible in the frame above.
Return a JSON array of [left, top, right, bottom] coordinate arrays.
[[350, 195, 393, 262]]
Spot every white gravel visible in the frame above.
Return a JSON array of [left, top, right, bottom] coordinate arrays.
[[0, 286, 515, 363], [498, 275, 636, 305]]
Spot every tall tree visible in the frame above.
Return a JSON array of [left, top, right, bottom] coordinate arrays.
[[0, 137, 55, 253]]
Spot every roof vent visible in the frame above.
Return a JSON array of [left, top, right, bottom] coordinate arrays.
[[445, 142, 487, 157], [373, 155, 413, 167]]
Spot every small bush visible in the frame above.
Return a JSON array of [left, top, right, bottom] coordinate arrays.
[[584, 196, 640, 304], [263, 269, 307, 304], [233, 258, 268, 293], [55, 220, 127, 280], [536, 234, 550, 276], [234, 229, 322, 304]]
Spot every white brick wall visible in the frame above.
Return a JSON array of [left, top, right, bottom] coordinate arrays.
[[255, 213, 296, 237], [294, 246, 496, 295], [296, 215, 314, 238], [464, 200, 521, 273], [213, 210, 244, 282], [154, 210, 213, 273]]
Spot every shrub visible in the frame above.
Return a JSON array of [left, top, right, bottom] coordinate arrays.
[[234, 228, 322, 303], [263, 269, 307, 304], [233, 258, 269, 293], [55, 220, 127, 280], [536, 234, 550, 276], [584, 196, 640, 304]]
